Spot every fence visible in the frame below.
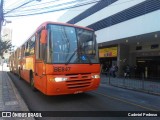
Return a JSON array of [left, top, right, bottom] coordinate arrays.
[[101, 72, 160, 95]]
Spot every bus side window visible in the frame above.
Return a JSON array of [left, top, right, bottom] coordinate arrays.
[[21, 45, 25, 58], [25, 42, 29, 56], [36, 32, 40, 59], [35, 30, 46, 61], [29, 36, 35, 55], [40, 34, 47, 61], [18, 48, 21, 59]]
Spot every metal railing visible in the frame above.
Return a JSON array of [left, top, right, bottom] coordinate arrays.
[[101, 72, 160, 95]]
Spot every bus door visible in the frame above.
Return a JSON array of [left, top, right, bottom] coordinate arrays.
[[34, 30, 47, 93]]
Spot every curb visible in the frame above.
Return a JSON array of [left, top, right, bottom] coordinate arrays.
[[6, 72, 35, 120], [7, 72, 29, 111]]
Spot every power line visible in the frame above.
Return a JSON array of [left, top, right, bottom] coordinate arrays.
[[4, 0, 27, 11], [19, 0, 60, 9], [4, 0, 41, 14], [4, 0, 143, 18], [5, 0, 82, 14], [4, 0, 60, 12], [4, 0, 100, 17]]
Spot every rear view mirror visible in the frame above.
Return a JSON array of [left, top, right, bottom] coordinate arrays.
[[40, 30, 47, 44]]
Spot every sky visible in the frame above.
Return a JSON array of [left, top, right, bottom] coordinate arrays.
[[3, 0, 76, 47], [3, 0, 95, 48], [5, 11, 66, 47]]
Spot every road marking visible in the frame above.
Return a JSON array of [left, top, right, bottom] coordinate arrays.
[[5, 101, 18, 106], [93, 91, 159, 111]]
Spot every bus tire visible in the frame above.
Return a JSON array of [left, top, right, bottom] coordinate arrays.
[[30, 72, 36, 91], [18, 68, 22, 80]]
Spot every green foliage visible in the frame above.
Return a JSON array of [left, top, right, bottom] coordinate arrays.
[[0, 38, 12, 58]]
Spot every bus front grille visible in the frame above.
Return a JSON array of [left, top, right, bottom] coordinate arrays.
[[66, 74, 92, 89]]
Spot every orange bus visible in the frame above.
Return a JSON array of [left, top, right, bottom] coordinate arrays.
[[9, 21, 100, 95], [9, 48, 20, 74]]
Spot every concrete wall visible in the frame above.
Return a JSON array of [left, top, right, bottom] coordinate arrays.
[[58, 0, 160, 44], [76, 0, 146, 26], [118, 44, 129, 76], [96, 10, 160, 43], [58, 2, 96, 23]]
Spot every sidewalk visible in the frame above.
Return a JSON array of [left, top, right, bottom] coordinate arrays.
[[0, 65, 34, 119], [0, 71, 29, 111]]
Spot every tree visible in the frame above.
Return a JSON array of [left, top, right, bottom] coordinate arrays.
[[0, 38, 12, 58]]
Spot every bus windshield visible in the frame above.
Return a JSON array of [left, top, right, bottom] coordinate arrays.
[[47, 24, 99, 64]]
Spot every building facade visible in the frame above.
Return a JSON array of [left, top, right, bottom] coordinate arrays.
[[58, 0, 160, 79]]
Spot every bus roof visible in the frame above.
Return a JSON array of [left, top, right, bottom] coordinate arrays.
[[20, 21, 94, 47], [36, 21, 94, 31]]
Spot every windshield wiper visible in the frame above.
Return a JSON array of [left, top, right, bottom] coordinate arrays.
[[65, 49, 77, 65]]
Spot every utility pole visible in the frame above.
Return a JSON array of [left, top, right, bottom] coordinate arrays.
[[0, 0, 4, 71], [0, 0, 4, 36]]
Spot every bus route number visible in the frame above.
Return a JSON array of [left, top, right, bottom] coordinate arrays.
[[54, 67, 71, 72]]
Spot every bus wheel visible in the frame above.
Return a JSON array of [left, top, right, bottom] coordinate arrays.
[[30, 75, 36, 91], [18, 69, 22, 80]]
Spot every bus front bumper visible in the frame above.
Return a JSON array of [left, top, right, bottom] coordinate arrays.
[[45, 74, 100, 95]]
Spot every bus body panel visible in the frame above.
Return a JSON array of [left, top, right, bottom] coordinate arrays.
[[45, 64, 100, 75], [34, 64, 100, 95], [19, 55, 35, 82], [20, 69, 30, 83], [34, 61, 47, 94], [34, 74, 47, 94], [33, 64, 100, 95]]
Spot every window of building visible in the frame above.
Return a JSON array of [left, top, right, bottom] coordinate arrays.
[[151, 44, 159, 49], [136, 46, 142, 50]]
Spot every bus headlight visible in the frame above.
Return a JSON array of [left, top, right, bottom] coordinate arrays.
[[91, 75, 100, 79], [54, 77, 68, 82]]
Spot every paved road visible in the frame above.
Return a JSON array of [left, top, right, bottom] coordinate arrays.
[[8, 72, 160, 120]]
